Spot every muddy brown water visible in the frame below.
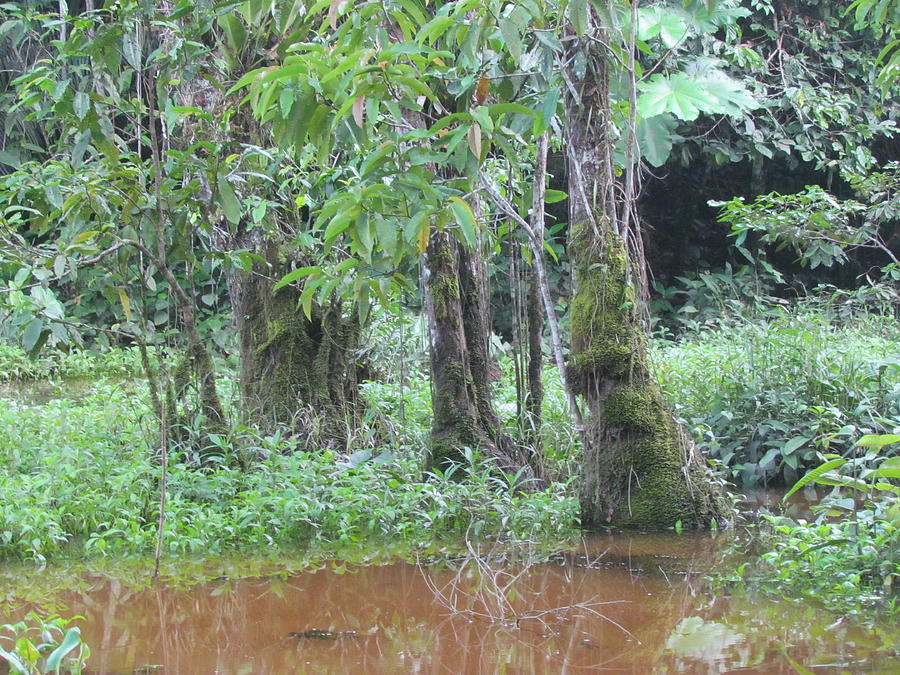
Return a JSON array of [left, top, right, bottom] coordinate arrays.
[[1, 532, 897, 674]]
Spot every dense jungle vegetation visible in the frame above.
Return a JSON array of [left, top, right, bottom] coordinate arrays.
[[0, 0, 898, 668]]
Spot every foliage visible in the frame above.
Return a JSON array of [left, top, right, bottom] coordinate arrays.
[[712, 163, 900, 269], [0, 344, 144, 382], [675, 0, 900, 175], [0, 613, 88, 675], [720, 435, 900, 617], [0, 379, 577, 562], [649, 261, 785, 335], [848, 0, 900, 92], [654, 289, 900, 486]]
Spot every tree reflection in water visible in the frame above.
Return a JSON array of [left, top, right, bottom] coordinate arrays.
[[0, 533, 897, 673]]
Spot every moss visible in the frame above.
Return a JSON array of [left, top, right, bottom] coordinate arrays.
[[569, 221, 646, 391], [430, 274, 460, 321], [603, 384, 655, 432], [429, 359, 478, 470], [572, 222, 728, 530]]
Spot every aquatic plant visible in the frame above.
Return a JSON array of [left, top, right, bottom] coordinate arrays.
[[0, 613, 88, 675]]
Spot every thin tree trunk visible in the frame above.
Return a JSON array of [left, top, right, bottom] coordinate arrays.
[[478, 175, 583, 428], [525, 270, 543, 450]]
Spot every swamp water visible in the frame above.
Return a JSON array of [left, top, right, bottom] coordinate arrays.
[[1, 532, 897, 674]]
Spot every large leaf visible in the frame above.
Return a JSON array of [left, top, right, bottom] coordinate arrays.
[[217, 173, 242, 225], [22, 317, 44, 353], [0, 644, 27, 675], [569, 0, 589, 36], [635, 113, 678, 167], [498, 17, 523, 62], [448, 196, 477, 248], [638, 73, 711, 121], [45, 627, 83, 671], [637, 72, 757, 121], [856, 434, 900, 451], [697, 74, 758, 117], [637, 7, 688, 48], [273, 266, 320, 291]]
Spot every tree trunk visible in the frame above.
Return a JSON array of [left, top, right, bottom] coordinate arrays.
[[229, 239, 360, 441], [525, 271, 544, 449], [565, 37, 727, 529], [424, 229, 529, 477]]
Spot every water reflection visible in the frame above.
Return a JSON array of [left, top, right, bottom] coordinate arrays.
[[0, 533, 897, 674]]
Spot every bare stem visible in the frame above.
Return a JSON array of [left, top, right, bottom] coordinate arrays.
[[478, 171, 584, 429]]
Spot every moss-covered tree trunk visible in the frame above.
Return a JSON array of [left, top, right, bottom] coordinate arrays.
[[565, 36, 727, 529], [424, 229, 531, 476], [229, 239, 360, 440]]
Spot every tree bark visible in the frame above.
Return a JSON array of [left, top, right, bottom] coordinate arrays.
[[525, 271, 543, 449], [424, 228, 529, 477], [565, 36, 727, 529], [229, 239, 360, 441]]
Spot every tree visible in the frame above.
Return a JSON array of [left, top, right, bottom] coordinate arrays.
[[0, 0, 228, 440], [231, 0, 560, 475], [561, 1, 756, 527]]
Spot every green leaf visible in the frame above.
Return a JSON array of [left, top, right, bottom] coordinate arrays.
[[45, 627, 82, 671], [300, 275, 327, 319], [697, 74, 758, 117], [122, 30, 142, 70], [448, 196, 477, 248], [499, 17, 523, 61], [544, 189, 567, 204], [0, 149, 21, 168], [417, 15, 455, 45], [323, 206, 359, 242], [637, 73, 756, 121], [70, 130, 92, 167], [569, 0, 589, 36], [784, 458, 848, 500], [217, 173, 242, 225], [637, 7, 688, 47], [73, 91, 90, 120], [856, 434, 900, 450], [637, 74, 710, 121], [534, 87, 559, 135], [22, 318, 44, 353], [781, 436, 810, 457], [273, 266, 320, 291], [0, 644, 27, 675], [635, 113, 678, 167], [226, 66, 268, 95], [218, 13, 247, 53]]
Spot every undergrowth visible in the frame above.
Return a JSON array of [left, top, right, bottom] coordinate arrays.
[[1, 286, 897, 564], [654, 307, 899, 487], [0, 344, 144, 381], [0, 382, 576, 562]]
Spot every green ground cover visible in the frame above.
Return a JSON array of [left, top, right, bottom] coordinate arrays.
[[0, 298, 897, 618]]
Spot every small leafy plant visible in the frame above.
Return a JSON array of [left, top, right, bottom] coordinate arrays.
[[0, 613, 88, 675], [721, 434, 899, 616]]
